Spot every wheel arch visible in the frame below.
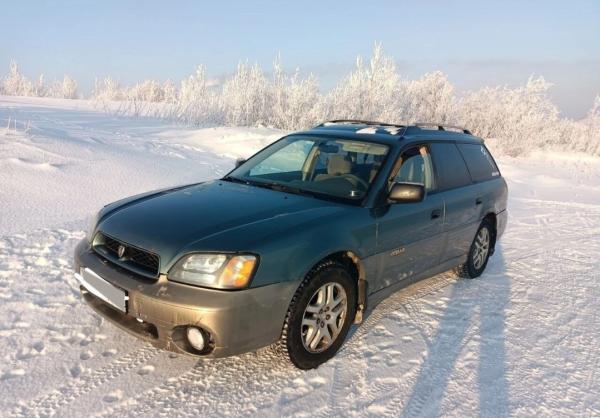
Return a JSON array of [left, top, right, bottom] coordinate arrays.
[[300, 250, 367, 325], [482, 212, 498, 254]]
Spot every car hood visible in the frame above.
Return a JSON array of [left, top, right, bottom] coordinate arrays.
[[97, 180, 346, 267]]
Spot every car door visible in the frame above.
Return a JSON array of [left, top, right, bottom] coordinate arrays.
[[456, 142, 507, 220], [374, 144, 445, 292], [429, 142, 480, 262]]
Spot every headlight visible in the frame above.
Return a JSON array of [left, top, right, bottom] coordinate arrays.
[[168, 254, 257, 289]]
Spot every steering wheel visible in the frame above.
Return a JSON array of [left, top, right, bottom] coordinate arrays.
[[340, 174, 369, 190]]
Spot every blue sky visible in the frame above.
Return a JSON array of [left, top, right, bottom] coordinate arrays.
[[2, 0, 599, 117]]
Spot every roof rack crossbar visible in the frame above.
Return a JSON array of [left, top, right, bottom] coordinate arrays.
[[413, 122, 472, 135], [316, 119, 405, 128]]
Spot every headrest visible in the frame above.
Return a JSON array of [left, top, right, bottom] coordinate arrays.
[[327, 155, 351, 175]]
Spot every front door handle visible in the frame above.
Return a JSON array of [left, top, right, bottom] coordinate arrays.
[[431, 209, 442, 219], [476, 197, 483, 205]]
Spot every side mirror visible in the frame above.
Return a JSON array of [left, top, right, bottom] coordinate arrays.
[[388, 182, 425, 203], [235, 158, 246, 168]]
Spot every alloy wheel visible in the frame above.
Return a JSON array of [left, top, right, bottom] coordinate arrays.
[[473, 227, 490, 269], [301, 282, 348, 353]]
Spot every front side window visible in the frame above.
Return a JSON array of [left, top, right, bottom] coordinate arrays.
[[393, 145, 435, 191], [226, 136, 390, 203]]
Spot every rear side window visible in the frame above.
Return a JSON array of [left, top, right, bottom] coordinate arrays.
[[429, 142, 472, 191], [457, 143, 500, 182]]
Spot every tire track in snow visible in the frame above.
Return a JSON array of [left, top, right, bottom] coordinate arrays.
[[324, 355, 365, 416], [96, 350, 296, 417], [11, 345, 159, 418]]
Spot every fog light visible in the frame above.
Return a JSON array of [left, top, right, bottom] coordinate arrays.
[[186, 327, 206, 351]]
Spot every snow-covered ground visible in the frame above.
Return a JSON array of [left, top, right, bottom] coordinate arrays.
[[1, 96, 599, 417]]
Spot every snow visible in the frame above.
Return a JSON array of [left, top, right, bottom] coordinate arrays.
[[356, 127, 378, 134], [0, 96, 280, 235], [1, 97, 599, 417]]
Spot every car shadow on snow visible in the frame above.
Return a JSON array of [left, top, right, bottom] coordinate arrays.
[[401, 245, 511, 417]]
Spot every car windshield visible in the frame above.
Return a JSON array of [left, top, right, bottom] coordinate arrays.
[[224, 135, 390, 203]]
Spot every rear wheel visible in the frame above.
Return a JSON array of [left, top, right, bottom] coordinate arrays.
[[279, 260, 357, 369], [456, 219, 493, 278]]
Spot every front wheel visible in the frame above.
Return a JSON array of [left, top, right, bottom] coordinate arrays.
[[456, 219, 493, 279], [279, 260, 357, 369]]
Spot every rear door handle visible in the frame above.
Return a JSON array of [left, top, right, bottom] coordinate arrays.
[[476, 197, 483, 205], [431, 209, 442, 219]]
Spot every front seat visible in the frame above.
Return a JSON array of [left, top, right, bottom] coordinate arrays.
[[315, 155, 352, 182]]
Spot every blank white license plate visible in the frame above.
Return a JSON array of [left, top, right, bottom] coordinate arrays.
[[75, 267, 128, 312]]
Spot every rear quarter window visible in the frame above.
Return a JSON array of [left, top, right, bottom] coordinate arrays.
[[429, 142, 472, 191], [457, 143, 500, 182]]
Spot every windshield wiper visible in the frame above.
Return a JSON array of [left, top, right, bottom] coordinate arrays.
[[261, 182, 319, 198], [223, 176, 319, 199], [222, 175, 249, 185], [222, 176, 283, 192]]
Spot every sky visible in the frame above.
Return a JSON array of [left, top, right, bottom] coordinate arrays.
[[1, 0, 599, 118]]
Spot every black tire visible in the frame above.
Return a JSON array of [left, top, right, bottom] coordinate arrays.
[[279, 260, 357, 369], [456, 219, 494, 279]]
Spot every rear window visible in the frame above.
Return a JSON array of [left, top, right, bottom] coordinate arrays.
[[429, 143, 472, 191], [457, 143, 500, 182]]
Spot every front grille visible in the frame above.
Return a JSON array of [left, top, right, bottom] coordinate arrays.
[[93, 233, 160, 278]]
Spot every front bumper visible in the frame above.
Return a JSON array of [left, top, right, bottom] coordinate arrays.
[[73, 240, 296, 357]]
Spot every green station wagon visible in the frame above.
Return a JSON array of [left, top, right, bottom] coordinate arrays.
[[74, 120, 508, 369]]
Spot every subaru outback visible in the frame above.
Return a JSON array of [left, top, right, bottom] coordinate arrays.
[[74, 120, 508, 369]]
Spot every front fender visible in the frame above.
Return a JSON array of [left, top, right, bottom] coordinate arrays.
[[250, 208, 377, 288]]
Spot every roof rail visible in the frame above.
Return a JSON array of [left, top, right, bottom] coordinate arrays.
[[315, 119, 405, 128], [314, 120, 473, 136], [413, 122, 472, 135]]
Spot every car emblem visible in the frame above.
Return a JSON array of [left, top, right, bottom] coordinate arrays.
[[117, 244, 126, 258], [390, 247, 405, 257]]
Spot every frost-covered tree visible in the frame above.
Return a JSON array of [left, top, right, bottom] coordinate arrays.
[[3, 60, 34, 96], [48, 75, 79, 99], [34, 74, 47, 97], [271, 55, 320, 129], [162, 79, 178, 104], [177, 65, 222, 125], [223, 62, 271, 126], [580, 95, 600, 155], [402, 71, 455, 123], [325, 43, 400, 122], [93, 77, 124, 101], [459, 76, 559, 155], [127, 80, 164, 102], [3, 61, 23, 95], [60, 75, 79, 99]]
